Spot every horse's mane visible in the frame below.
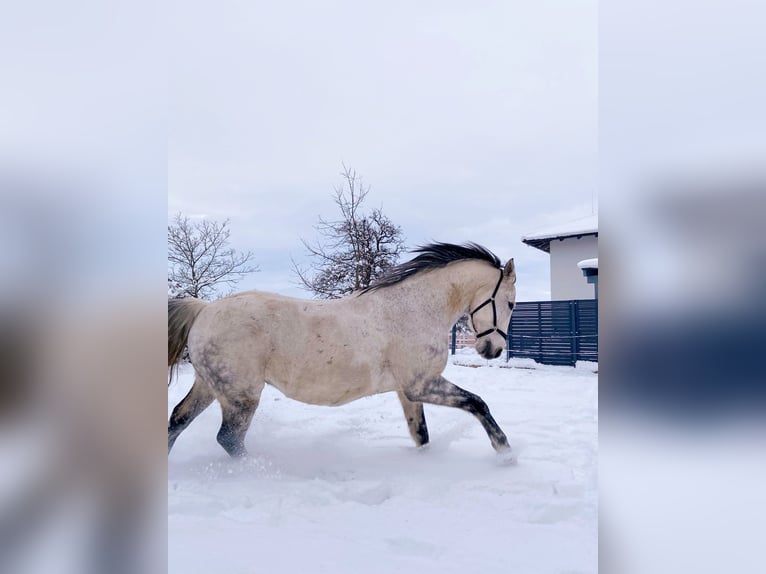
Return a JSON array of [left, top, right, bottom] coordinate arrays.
[[360, 242, 501, 295]]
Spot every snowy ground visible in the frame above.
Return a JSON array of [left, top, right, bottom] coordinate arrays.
[[168, 351, 598, 574]]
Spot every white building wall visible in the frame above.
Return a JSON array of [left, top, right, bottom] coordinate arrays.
[[549, 235, 598, 300]]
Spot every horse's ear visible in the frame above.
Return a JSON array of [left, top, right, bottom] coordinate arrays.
[[503, 258, 516, 283]]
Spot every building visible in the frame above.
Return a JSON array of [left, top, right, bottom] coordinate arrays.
[[577, 258, 598, 299], [522, 213, 598, 300]]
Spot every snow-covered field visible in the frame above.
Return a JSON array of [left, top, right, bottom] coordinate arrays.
[[168, 351, 598, 574]]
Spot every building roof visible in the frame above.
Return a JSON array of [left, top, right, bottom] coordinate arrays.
[[521, 213, 598, 253]]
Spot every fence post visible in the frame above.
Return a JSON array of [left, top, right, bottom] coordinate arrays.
[[537, 302, 543, 363], [569, 301, 578, 367], [451, 324, 457, 355]]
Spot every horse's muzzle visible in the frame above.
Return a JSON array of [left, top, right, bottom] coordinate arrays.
[[479, 341, 503, 360]]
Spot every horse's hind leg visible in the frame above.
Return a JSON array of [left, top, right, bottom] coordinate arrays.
[[404, 376, 511, 454], [168, 374, 215, 454], [216, 383, 265, 458], [396, 390, 429, 447]]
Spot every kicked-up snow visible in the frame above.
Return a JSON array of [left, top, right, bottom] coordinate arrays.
[[168, 351, 598, 574]]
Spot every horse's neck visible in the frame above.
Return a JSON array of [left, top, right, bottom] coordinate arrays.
[[393, 261, 498, 331]]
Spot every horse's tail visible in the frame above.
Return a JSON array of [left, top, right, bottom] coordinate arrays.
[[168, 297, 207, 385]]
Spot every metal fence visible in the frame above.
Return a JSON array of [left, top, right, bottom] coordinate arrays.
[[505, 299, 598, 366]]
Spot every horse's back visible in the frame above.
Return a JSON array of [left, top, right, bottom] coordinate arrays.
[[186, 291, 399, 405]]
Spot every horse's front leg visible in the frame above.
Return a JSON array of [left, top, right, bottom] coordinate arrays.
[[404, 376, 511, 455], [396, 390, 429, 447]]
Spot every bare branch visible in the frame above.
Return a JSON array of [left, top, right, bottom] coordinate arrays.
[[168, 213, 259, 300], [292, 165, 406, 299]]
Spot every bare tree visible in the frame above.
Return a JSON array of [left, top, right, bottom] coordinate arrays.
[[293, 165, 405, 299], [168, 213, 258, 300]]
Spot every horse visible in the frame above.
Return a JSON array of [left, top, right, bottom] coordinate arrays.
[[168, 242, 517, 462]]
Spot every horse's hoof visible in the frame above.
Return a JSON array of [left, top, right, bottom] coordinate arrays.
[[496, 448, 517, 466]]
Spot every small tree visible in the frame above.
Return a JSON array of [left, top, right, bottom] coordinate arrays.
[[168, 213, 258, 300], [294, 165, 405, 299]]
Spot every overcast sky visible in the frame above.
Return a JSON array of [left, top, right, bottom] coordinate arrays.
[[168, 0, 597, 301]]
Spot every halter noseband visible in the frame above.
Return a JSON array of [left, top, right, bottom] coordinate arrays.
[[469, 269, 508, 340]]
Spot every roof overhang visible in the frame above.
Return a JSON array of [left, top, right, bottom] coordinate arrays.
[[577, 258, 598, 270], [522, 232, 598, 253]]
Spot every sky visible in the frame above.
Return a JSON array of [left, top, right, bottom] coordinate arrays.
[[168, 0, 598, 301]]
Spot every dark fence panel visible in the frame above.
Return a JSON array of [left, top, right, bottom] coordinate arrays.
[[506, 299, 598, 366]]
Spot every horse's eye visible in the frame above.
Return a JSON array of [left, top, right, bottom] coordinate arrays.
[[508, 302, 514, 311]]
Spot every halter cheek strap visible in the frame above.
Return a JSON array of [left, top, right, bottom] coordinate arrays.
[[469, 269, 508, 340]]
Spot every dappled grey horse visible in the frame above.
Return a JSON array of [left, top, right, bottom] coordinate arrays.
[[168, 242, 517, 462]]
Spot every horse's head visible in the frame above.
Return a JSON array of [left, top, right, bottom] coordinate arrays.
[[469, 258, 516, 360]]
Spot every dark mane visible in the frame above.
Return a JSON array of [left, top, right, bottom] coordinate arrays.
[[361, 242, 501, 294]]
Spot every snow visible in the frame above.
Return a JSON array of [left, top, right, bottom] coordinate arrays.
[[168, 352, 598, 574], [577, 258, 599, 269], [521, 213, 598, 242]]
